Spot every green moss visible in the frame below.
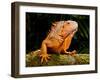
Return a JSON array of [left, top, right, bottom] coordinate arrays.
[[26, 50, 89, 67]]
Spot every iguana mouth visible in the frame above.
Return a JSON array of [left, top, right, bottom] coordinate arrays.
[[71, 28, 77, 33], [67, 28, 77, 36], [59, 28, 77, 39]]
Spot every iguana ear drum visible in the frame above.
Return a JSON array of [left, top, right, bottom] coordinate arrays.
[[39, 20, 78, 63]]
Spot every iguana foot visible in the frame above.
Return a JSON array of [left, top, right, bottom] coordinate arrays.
[[39, 53, 51, 63], [70, 50, 77, 56], [64, 50, 77, 56]]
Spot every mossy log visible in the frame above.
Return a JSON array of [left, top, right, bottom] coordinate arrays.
[[26, 50, 89, 67]]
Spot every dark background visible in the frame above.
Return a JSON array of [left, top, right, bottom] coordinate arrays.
[[26, 12, 89, 54]]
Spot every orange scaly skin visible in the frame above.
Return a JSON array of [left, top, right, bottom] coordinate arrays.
[[39, 20, 78, 63]]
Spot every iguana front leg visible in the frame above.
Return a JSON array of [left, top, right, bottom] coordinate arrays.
[[60, 31, 77, 56], [39, 40, 51, 63]]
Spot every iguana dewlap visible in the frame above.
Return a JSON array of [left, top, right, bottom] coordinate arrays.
[[39, 20, 78, 63]]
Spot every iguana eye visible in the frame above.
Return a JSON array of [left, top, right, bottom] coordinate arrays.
[[52, 23, 56, 26], [67, 22, 70, 24], [52, 24, 55, 26]]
